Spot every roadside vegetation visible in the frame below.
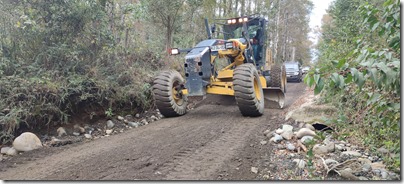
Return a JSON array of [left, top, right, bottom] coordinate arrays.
[[305, 0, 400, 170], [0, 1, 163, 143]]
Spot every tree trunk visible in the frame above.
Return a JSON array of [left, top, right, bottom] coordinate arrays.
[[223, 0, 227, 16], [240, 0, 245, 16], [234, 0, 238, 16]]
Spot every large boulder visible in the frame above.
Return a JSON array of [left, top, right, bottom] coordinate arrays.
[[12, 132, 43, 152]]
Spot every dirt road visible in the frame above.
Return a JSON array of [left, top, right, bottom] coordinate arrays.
[[0, 82, 306, 180]]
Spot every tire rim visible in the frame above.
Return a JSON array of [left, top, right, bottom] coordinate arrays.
[[172, 81, 184, 106], [253, 77, 262, 101]]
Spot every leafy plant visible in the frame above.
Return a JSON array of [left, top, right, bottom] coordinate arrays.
[[105, 107, 114, 118], [306, 0, 400, 170]]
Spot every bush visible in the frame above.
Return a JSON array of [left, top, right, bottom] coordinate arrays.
[[0, 0, 165, 144]]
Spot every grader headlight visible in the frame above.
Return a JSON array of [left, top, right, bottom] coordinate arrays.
[[225, 41, 234, 49], [170, 48, 180, 55], [227, 17, 248, 24]]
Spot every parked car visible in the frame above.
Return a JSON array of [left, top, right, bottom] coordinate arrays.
[[284, 61, 302, 82], [302, 66, 310, 74]]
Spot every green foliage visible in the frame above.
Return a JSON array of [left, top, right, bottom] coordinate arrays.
[[105, 107, 114, 118], [0, 0, 163, 144], [307, 0, 400, 170]]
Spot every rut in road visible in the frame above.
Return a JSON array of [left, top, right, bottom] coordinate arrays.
[[162, 115, 266, 180], [0, 82, 306, 180]]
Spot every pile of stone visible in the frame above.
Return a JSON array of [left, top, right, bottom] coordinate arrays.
[[261, 123, 399, 180]]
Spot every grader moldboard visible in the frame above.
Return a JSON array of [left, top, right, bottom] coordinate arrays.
[[152, 15, 286, 117]]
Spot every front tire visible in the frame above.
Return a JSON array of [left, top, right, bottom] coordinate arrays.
[[269, 65, 287, 93], [233, 63, 264, 117], [152, 70, 187, 117]]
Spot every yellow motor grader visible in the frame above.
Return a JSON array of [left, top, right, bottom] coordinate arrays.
[[152, 15, 286, 117]]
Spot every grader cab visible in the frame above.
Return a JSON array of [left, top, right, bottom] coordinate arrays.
[[152, 15, 286, 117]]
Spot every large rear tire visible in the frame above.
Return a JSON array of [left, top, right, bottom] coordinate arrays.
[[269, 65, 287, 93], [152, 70, 187, 117], [233, 63, 264, 117]]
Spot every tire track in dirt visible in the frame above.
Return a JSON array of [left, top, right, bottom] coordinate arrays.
[[162, 116, 262, 180]]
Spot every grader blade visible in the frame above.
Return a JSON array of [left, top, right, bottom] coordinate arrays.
[[263, 87, 285, 109]]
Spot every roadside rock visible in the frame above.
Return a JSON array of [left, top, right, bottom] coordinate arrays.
[[260, 140, 268, 145], [377, 147, 389, 154], [141, 119, 149, 125], [295, 128, 316, 138], [381, 171, 388, 179], [1, 147, 10, 154], [106, 129, 113, 135], [341, 151, 362, 157], [251, 167, 258, 174], [277, 144, 285, 149], [72, 132, 80, 136], [282, 124, 293, 132], [280, 130, 293, 140], [106, 120, 115, 129], [135, 113, 140, 118], [313, 144, 328, 155], [117, 116, 124, 121], [286, 143, 296, 151], [325, 142, 335, 152], [128, 122, 140, 128], [50, 137, 73, 147], [358, 158, 372, 165], [371, 162, 386, 170], [263, 129, 271, 136], [293, 159, 306, 169], [73, 124, 86, 134], [265, 130, 276, 138], [339, 170, 359, 180], [12, 132, 43, 152], [304, 124, 315, 131], [6, 147, 17, 156], [335, 144, 345, 151], [322, 137, 332, 145], [84, 134, 92, 139], [57, 127, 67, 137], [275, 129, 284, 134], [325, 159, 338, 165], [150, 115, 158, 121], [372, 169, 381, 176], [362, 163, 371, 172], [271, 134, 283, 143], [300, 136, 314, 144]]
